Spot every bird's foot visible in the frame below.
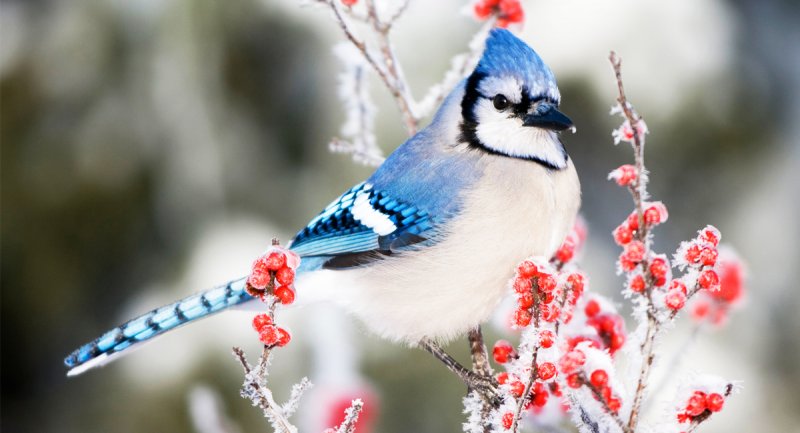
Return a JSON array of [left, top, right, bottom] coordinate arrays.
[[419, 338, 501, 408]]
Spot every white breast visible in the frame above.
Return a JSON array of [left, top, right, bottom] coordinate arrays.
[[296, 156, 581, 344]]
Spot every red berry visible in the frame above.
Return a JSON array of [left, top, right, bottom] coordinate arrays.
[[706, 393, 724, 412], [567, 273, 585, 294], [643, 202, 668, 226], [698, 269, 720, 290], [247, 271, 270, 290], [699, 247, 718, 267], [600, 385, 612, 402], [649, 257, 669, 279], [263, 251, 286, 271], [585, 299, 600, 317], [670, 279, 688, 294], [613, 224, 634, 245], [609, 164, 637, 187], [509, 380, 525, 397], [685, 243, 702, 264], [686, 391, 707, 416], [539, 330, 555, 348], [566, 373, 582, 388], [518, 260, 539, 279], [558, 350, 586, 374], [555, 238, 575, 263], [538, 362, 557, 380], [513, 308, 532, 327], [252, 313, 273, 332], [623, 240, 645, 263], [609, 332, 626, 353], [665, 289, 686, 311], [608, 397, 621, 412], [275, 285, 296, 305], [541, 303, 560, 322], [275, 327, 291, 347], [258, 326, 279, 345], [590, 369, 608, 388], [513, 277, 532, 294], [493, 340, 516, 364], [700, 226, 721, 247], [496, 372, 510, 385], [531, 388, 549, 407], [341, 0, 357, 5], [538, 275, 557, 293], [627, 212, 640, 231], [692, 299, 711, 320], [630, 275, 646, 293], [501, 411, 514, 429], [275, 266, 295, 286], [518, 291, 534, 309]]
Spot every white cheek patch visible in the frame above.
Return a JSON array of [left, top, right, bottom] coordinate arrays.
[[473, 100, 567, 169], [351, 187, 397, 236], [478, 76, 523, 103]]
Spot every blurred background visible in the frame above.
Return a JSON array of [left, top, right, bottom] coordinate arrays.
[[2, 0, 799, 432]]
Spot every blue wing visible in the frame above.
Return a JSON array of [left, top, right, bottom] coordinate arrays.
[[289, 182, 439, 269]]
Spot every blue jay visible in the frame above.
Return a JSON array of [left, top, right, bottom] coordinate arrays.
[[64, 28, 580, 376]]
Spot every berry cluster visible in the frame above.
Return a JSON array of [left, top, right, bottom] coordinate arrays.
[[252, 313, 291, 347], [473, 0, 524, 28], [579, 299, 626, 355], [247, 246, 300, 305], [690, 249, 746, 326], [246, 244, 301, 347], [509, 259, 584, 328], [676, 390, 725, 424]]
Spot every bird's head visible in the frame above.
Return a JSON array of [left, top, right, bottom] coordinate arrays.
[[460, 28, 573, 170]]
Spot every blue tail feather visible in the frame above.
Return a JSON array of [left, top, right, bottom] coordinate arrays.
[[64, 277, 252, 375]]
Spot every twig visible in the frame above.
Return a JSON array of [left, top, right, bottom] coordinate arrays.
[[232, 346, 297, 433], [645, 323, 704, 412], [609, 51, 660, 432], [467, 327, 494, 433], [334, 399, 364, 433], [322, 0, 418, 135], [584, 380, 632, 433]]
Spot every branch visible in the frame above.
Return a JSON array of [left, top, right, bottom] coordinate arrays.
[[321, 0, 418, 135]]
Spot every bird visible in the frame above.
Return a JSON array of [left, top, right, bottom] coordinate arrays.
[[64, 28, 581, 376]]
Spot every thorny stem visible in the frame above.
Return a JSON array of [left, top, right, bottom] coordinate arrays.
[[609, 51, 661, 432], [324, 0, 418, 135]]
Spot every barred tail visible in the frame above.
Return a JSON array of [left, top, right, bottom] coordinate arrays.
[[64, 277, 252, 376]]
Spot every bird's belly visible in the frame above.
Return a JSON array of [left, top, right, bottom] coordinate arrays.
[[301, 159, 580, 344]]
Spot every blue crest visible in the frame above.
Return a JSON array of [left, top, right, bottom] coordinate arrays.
[[475, 29, 559, 101]]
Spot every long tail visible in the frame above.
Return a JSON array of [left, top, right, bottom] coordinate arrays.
[[64, 277, 252, 376]]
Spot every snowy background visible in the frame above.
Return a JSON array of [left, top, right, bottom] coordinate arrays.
[[2, 0, 799, 432]]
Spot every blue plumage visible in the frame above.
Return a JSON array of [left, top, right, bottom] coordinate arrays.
[[64, 28, 580, 375], [64, 278, 250, 375]]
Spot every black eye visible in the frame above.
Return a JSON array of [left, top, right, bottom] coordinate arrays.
[[492, 94, 509, 111]]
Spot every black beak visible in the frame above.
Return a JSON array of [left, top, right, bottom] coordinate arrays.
[[523, 102, 574, 132]]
